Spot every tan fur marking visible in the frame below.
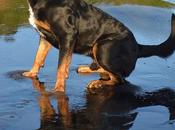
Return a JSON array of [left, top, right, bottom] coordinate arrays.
[[77, 65, 105, 74], [35, 20, 51, 32], [23, 38, 52, 77], [55, 55, 72, 92]]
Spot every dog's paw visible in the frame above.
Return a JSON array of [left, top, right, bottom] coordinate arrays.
[[77, 65, 91, 74], [22, 71, 37, 78], [53, 85, 65, 92], [53, 82, 65, 92], [87, 80, 103, 89]]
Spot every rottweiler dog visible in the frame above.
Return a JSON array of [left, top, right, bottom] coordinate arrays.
[[23, 0, 175, 92]]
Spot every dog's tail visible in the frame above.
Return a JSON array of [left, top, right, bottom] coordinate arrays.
[[137, 14, 175, 58]]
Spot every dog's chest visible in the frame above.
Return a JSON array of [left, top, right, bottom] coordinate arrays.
[[28, 4, 47, 38], [28, 5, 38, 29]]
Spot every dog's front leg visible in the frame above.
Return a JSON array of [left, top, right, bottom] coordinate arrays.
[[54, 34, 76, 92], [23, 37, 52, 77]]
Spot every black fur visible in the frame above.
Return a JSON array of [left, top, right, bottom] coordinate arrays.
[[28, 0, 175, 78], [138, 14, 175, 58]]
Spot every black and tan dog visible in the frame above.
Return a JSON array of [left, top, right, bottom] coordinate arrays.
[[23, 0, 175, 92]]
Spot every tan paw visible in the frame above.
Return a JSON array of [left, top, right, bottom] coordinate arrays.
[[22, 71, 37, 78], [77, 66, 91, 73], [53, 84, 65, 92], [87, 80, 103, 89]]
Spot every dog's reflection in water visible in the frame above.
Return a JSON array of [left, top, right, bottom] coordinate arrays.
[[31, 78, 175, 130], [31, 79, 71, 129]]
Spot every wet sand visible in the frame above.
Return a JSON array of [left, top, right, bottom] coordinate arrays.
[[0, 3, 175, 130]]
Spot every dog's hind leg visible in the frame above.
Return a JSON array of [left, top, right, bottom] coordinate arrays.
[[23, 37, 52, 77], [87, 66, 123, 89], [88, 37, 138, 89]]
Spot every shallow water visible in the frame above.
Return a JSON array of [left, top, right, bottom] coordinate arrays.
[[1, 0, 175, 130]]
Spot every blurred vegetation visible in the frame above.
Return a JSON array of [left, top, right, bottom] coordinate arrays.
[[0, 0, 28, 35], [0, 0, 174, 35], [86, 0, 174, 7]]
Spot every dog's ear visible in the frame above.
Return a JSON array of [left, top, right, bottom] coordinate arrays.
[[28, 0, 38, 7]]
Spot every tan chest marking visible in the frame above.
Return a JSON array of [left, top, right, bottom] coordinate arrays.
[[28, 4, 52, 36], [34, 20, 52, 33]]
